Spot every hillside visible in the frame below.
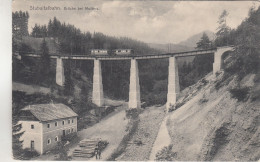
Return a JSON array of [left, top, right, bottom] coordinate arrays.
[[165, 71, 260, 161], [14, 36, 58, 54]]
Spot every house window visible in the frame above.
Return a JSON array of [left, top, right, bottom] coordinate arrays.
[[126, 50, 128, 52], [72, 119, 74, 123], [62, 121, 65, 125], [55, 122, 58, 127], [71, 128, 73, 132], [68, 119, 70, 124], [55, 136, 58, 142], [47, 138, 51, 145], [47, 123, 50, 128], [31, 125, 34, 129]]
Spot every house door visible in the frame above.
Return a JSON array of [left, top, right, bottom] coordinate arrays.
[[63, 130, 65, 136], [31, 140, 34, 151]]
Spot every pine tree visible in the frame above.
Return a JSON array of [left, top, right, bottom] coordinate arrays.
[[216, 10, 231, 46], [196, 33, 212, 50], [47, 19, 53, 37], [64, 58, 74, 95], [12, 117, 24, 159], [52, 17, 61, 38], [37, 39, 50, 84], [12, 101, 24, 159], [216, 10, 230, 37], [40, 38, 50, 71]]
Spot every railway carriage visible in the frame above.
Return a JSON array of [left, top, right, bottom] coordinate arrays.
[[90, 49, 108, 55], [113, 49, 133, 55]]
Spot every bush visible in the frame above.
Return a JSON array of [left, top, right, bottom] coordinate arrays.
[[53, 141, 70, 161], [21, 148, 40, 160], [201, 78, 209, 85], [126, 108, 142, 119], [168, 101, 186, 112], [142, 91, 167, 107], [214, 72, 232, 90], [199, 94, 209, 104], [155, 144, 177, 161], [168, 104, 176, 112], [250, 88, 260, 102], [102, 106, 116, 117], [61, 132, 77, 142], [229, 87, 250, 102], [199, 98, 209, 104]]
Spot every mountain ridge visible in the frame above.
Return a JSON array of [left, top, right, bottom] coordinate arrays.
[[147, 30, 215, 53], [178, 30, 215, 48]]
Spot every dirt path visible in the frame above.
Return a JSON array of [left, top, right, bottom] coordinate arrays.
[[68, 103, 129, 161], [12, 81, 51, 94], [149, 115, 171, 161]]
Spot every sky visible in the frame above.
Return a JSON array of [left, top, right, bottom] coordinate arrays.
[[12, 0, 259, 44]]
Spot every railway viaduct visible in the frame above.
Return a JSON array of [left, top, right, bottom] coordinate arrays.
[[22, 46, 235, 110]]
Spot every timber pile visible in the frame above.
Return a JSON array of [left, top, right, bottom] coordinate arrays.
[[73, 139, 99, 158]]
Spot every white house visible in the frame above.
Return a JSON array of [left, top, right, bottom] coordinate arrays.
[[19, 103, 78, 154]]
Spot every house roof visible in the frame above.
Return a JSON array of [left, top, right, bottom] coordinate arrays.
[[21, 103, 78, 122]]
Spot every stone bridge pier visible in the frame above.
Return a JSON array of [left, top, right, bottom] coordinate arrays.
[[56, 58, 65, 86], [129, 59, 141, 109], [166, 57, 180, 110], [92, 59, 104, 107]]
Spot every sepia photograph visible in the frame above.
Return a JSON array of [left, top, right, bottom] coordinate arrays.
[[11, 0, 260, 161]]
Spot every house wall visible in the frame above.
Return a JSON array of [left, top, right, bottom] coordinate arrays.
[[41, 117, 77, 153], [19, 121, 43, 154]]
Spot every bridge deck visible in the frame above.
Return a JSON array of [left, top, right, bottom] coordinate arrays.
[[21, 48, 217, 60]]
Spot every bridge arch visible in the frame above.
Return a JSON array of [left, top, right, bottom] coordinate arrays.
[[213, 46, 235, 74]]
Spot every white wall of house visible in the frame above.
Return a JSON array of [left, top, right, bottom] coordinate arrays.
[[19, 117, 77, 154], [19, 121, 43, 154], [41, 117, 77, 153]]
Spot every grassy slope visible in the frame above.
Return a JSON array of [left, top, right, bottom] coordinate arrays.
[[118, 106, 165, 161], [166, 72, 260, 161]]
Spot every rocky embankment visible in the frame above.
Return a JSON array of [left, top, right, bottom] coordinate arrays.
[[166, 72, 260, 161]]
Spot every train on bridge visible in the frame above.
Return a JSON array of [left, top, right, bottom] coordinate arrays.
[[90, 49, 134, 56]]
